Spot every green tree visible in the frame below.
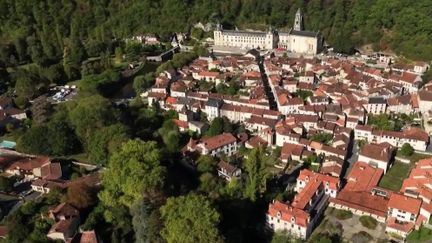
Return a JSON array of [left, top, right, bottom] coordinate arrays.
[[99, 139, 166, 211], [0, 176, 15, 192], [207, 117, 224, 136], [133, 74, 153, 94], [16, 126, 51, 155], [158, 119, 180, 153], [244, 146, 271, 201], [69, 95, 116, 144], [115, 47, 124, 64], [310, 133, 333, 145], [271, 231, 291, 243], [131, 199, 164, 243], [47, 116, 80, 156], [196, 155, 217, 174], [125, 42, 142, 62], [160, 194, 222, 243], [88, 124, 129, 165], [15, 75, 36, 99], [400, 143, 414, 157]]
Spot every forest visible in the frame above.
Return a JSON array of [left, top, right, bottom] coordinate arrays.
[[0, 0, 431, 70]]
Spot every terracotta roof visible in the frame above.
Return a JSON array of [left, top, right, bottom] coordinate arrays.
[[7, 156, 50, 171], [297, 169, 340, 191], [403, 127, 429, 142], [386, 217, 415, 233], [41, 162, 62, 180], [217, 160, 239, 176], [418, 91, 432, 101], [330, 191, 389, 217], [345, 162, 383, 192], [388, 193, 421, 215], [185, 133, 238, 153], [173, 119, 189, 129], [267, 200, 310, 227], [359, 143, 393, 163], [198, 71, 219, 77], [48, 217, 79, 235], [0, 225, 8, 238], [246, 136, 268, 148], [280, 143, 305, 161], [49, 203, 80, 220]]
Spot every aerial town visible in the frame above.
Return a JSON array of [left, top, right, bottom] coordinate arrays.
[[0, 3, 431, 243]]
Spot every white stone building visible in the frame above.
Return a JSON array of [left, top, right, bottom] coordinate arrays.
[[214, 9, 323, 55]]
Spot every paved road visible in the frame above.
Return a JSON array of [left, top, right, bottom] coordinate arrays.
[[257, 58, 278, 111]]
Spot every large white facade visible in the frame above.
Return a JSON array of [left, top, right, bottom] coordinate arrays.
[[213, 9, 323, 55]]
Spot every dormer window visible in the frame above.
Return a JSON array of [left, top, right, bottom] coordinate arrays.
[[277, 212, 281, 218], [291, 217, 295, 222]]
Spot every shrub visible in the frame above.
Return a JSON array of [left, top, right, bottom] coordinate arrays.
[[351, 231, 373, 243], [330, 208, 353, 220], [399, 143, 414, 157], [359, 216, 378, 229]]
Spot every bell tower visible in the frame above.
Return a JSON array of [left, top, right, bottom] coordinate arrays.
[[294, 8, 304, 31]]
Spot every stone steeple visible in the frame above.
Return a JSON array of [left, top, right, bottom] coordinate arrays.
[[294, 8, 304, 31]]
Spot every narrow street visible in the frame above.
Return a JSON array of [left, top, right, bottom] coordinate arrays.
[[258, 57, 278, 111], [344, 140, 359, 179]]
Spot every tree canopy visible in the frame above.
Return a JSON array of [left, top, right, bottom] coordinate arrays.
[[243, 146, 272, 201], [99, 139, 166, 211], [160, 193, 222, 243]]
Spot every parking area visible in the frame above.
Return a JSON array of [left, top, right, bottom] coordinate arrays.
[[47, 85, 78, 103]]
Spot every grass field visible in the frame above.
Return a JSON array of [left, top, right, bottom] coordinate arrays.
[[378, 162, 412, 191], [407, 226, 432, 243]]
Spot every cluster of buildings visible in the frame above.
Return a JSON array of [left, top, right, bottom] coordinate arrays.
[[213, 9, 323, 55], [0, 155, 99, 195], [47, 202, 100, 242], [0, 154, 101, 242], [138, 19, 432, 240], [268, 158, 432, 240]]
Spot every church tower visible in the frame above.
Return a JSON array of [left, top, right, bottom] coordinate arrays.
[[294, 8, 304, 31]]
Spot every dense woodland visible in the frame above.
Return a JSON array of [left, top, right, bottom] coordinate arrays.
[[0, 0, 431, 68]]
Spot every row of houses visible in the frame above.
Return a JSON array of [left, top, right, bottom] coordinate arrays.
[[268, 157, 432, 241]]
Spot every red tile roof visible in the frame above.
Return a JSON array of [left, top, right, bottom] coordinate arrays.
[[388, 193, 421, 215], [7, 156, 50, 171], [329, 191, 389, 217], [345, 162, 383, 192], [267, 200, 310, 227], [386, 217, 415, 233]]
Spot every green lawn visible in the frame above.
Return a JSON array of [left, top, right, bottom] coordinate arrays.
[[396, 151, 431, 163], [378, 161, 412, 191], [407, 226, 432, 243]]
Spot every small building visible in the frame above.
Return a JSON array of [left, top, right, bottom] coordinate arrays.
[[47, 217, 80, 242], [358, 143, 394, 173], [364, 97, 387, 115], [267, 170, 340, 240], [183, 133, 238, 157], [217, 160, 241, 181]]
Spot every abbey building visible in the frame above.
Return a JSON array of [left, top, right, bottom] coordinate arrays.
[[214, 9, 323, 55]]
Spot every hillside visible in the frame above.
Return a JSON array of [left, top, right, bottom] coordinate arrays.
[[0, 0, 431, 68]]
